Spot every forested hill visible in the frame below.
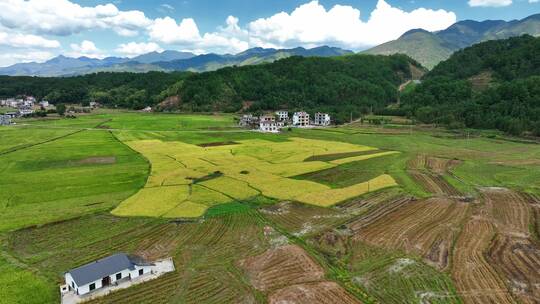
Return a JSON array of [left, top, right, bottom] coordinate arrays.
[[0, 72, 190, 109], [0, 54, 421, 122], [401, 35, 540, 135], [165, 54, 422, 123]]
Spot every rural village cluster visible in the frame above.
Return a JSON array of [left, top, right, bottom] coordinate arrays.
[[1, 96, 332, 132], [240, 111, 331, 132]]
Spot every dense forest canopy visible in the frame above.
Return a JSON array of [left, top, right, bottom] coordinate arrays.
[[0, 71, 189, 109], [172, 54, 419, 123], [401, 35, 540, 135]]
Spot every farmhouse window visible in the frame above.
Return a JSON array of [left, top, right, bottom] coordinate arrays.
[[116, 273, 122, 280], [139, 269, 143, 275], [89, 283, 96, 291]]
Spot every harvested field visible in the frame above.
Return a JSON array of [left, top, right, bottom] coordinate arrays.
[[345, 194, 413, 232], [238, 244, 325, 292], [408, 171, 461, 196], [480, 188, 540, 304], [452, 215, 515, 304], [259, 201, 347, 237], [487, 235, 540, 304], [408, 155, 462, 196], [268, 281, 362, 304], [347, 244, 461, 304], [482, 188, 530, 235], [353, 197, 469, 269]]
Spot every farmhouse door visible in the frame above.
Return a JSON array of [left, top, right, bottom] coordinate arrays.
[[102, 276, 111, 286]]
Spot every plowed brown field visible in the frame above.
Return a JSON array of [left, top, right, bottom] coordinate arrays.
[[269, 281, 362, 304], [238, 244, 325, 291], [408, 155, 462, 196], [482, 188, 540, 304], [452, 188, 540, 304], [353, 197, 469, 269]]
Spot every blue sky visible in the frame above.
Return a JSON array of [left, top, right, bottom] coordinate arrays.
[[0, 0, 538, 66]]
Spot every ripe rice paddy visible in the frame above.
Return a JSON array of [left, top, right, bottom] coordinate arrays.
[[113, 138, 399, 218]]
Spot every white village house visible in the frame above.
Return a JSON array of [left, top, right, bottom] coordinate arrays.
[[293, 111, 310, 127], [275, 110, 289, 121], [314, 112, 331, 126], [62, 253, 153, 296], [259, 114, 283, 133]]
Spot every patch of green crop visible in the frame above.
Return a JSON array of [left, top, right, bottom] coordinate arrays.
[[348, 243, 462, 304], [0, 130, 148, 232]]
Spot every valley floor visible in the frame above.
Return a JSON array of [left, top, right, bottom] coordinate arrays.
[[1, 112, 539, 304]]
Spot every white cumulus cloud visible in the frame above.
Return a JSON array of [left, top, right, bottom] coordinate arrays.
[[0, 0, 152, 36], [68, 40, 105, 58], [115, 42, 163, 57], [0, 32, 60, 48], [468, 0, 513, 7], [149, 15, 249, 54], [248, 0, 457, 49]]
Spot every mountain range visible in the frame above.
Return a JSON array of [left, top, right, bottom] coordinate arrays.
[[365, 13, 540, 69], [0, 46, 352, 77]]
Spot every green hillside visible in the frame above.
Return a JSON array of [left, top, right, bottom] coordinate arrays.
[[164, 54, 421, 123], [364, 30, 454, 69], [365, 14, 540, 69], [401, 35, 540, 135]]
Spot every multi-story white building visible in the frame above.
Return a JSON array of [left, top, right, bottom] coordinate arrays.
[[259, 114, 283, 133], [314, 112, 331, 126], [293, 112, 310, 127], [239, 114, 258, 127], [275, 110, 289, 121]]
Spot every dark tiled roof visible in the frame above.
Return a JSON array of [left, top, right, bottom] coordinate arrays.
[[68, 253, 137, 286]]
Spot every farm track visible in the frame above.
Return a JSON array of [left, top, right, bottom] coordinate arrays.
[[353, 197, 469, 269]]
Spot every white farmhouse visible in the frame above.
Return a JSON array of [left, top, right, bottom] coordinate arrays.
[[314, 112, 331, 126], [63, 253, 153, 296], [293, 112, 310, 127], [39, 100, 50, 108], [259, 114, 283, 133], [275, 110, 289, 121]]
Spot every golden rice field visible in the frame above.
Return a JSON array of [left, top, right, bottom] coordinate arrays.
[[112, 138, 399, 217]]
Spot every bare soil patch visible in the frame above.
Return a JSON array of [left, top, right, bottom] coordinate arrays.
[[269, 281, 362, 304], [238, 244, 325, 291]]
